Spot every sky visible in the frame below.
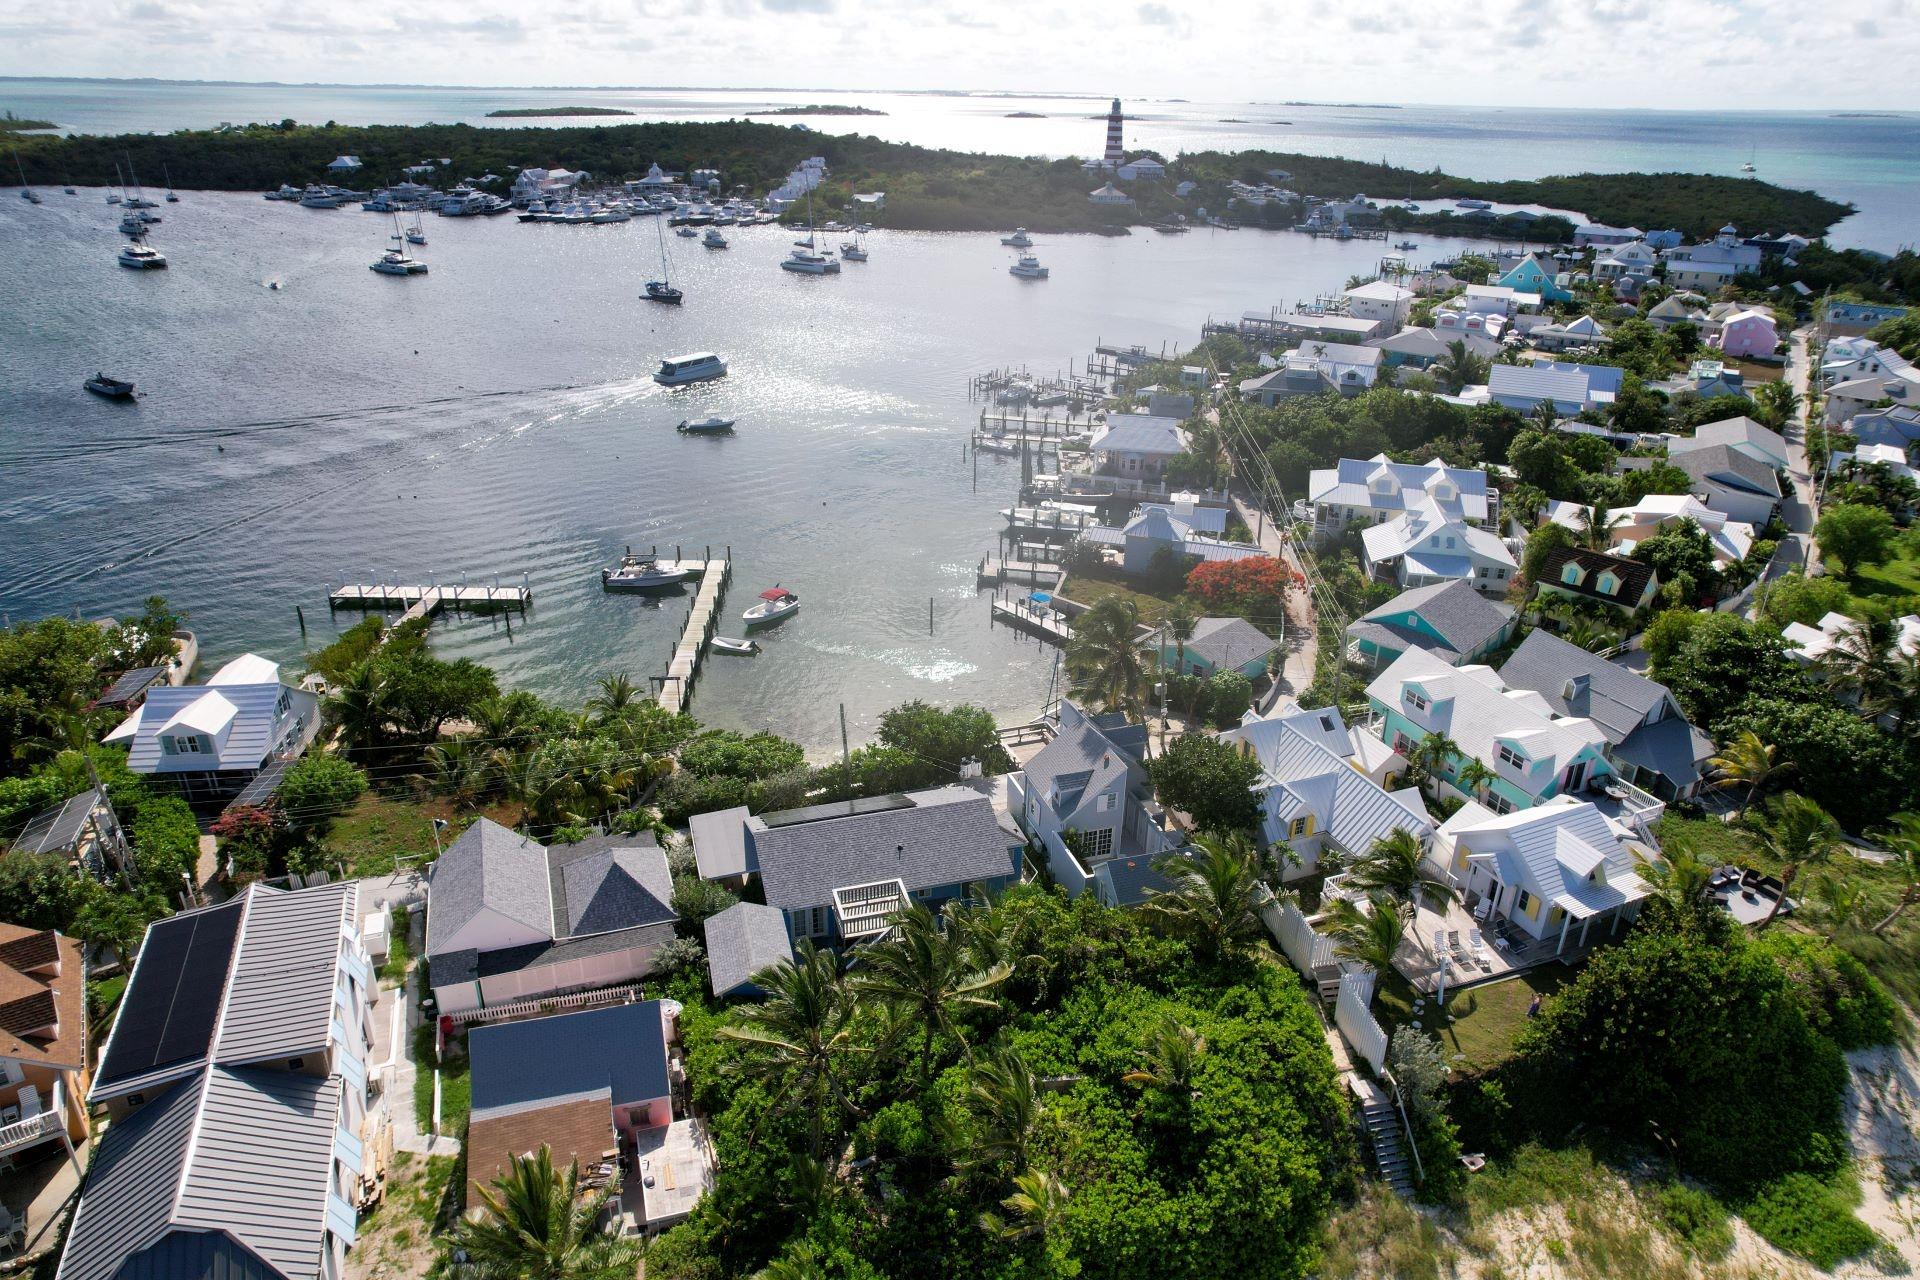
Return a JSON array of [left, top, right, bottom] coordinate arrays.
[[1, 0, 1918, 110]]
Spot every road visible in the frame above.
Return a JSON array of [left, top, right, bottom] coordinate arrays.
[[1778, 325, 1822, 574]]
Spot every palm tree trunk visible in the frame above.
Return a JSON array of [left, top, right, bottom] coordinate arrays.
[[1759, 863, 1799, 929], [1869, 888, 1916, 937]]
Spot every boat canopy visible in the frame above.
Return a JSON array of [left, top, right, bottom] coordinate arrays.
[[759, 587, 793, 600], [1030, 592, 1052, 604]]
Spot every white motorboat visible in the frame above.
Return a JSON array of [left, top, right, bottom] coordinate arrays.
[[591, 206, 631, 224], [300, 186, 346, 208], [1000, 228, 1033, 246], [702, 228, 728, 248], [974, 436, 1021, 455], [118, 239, 167, 269], [743, 586, 800, 627], [1009, 254, 1049, 279], [677, 416, 736, 434], [601, 554, 699, 593], [709, 636, 760, 656], [781, 248, 841, 274], [676, 225, 699, 237], [263, 184, 301, 201], [654, 352, 727, 386]]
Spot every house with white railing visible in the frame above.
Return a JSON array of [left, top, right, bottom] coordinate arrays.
[[1006, 701, 1170, 897], [59, 882, 374, 1280], [101, 653, 320, 805], [0, 926, 90, 1177]]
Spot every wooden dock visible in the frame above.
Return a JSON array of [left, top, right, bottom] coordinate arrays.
[[328, 581, 530, 625], [992, 597, 1074, 646], [978, 557, 1065, 589], [652, 558, 732, 714]]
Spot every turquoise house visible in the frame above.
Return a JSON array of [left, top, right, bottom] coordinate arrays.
[[1362, 647, 1617, 816], [1345, 580, 1516, 669], [1496, 254, 1574, 304], [1158, 616, 1277, 679]]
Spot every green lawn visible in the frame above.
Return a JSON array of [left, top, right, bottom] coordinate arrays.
[[323, 791, 512, 878], [1057, 567, 1182, 625], [412, 1021, 471, 1137], [1834, 542, 1920, 610], [379, 904, 413, 987], [1374, 966, 1574, 1073]]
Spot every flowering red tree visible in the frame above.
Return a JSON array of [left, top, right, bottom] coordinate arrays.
[[209, 804, 278, 878], [1185, 558, 1299, 622]]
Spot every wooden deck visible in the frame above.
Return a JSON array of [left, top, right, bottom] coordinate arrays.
[[977, 557, 1065, 589], [653, 560, 732, 713], [992, 597, 1073, 645], [328, 582, 530, 624]]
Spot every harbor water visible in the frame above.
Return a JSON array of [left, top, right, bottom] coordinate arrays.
[[0, 192, 1456, 749]]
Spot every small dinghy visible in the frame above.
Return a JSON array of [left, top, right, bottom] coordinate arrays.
[[677, 417, 736, 435], [709, 636, 760, 656], [85, 373, 136, 400], [743, 586, 800, 627]]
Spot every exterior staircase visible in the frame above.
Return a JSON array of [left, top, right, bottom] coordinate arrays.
[[1350, 1078, 1416, 1198]]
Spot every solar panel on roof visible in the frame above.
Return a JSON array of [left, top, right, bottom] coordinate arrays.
[[758, 793, 915, 828], [96, 900, 242, 1088]]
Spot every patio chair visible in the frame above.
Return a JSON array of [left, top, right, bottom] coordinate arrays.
[[1468, 929, 1491, 972], [1449, 931, 1470, 966], [1471, 897, 1492, 922]]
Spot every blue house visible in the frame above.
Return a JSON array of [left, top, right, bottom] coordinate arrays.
[[1345, 579, 1517, 669], [1496, 253, 1573, 303], [1159, 616, 1278, 678]]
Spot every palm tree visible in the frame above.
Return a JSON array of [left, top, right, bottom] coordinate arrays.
[[1434, 339, 1489, 394], [1757, 792, 1844, 929], [854, 902, 1012, 1092], [1323, 897, 1406, 974], [981, 1169, 1072, 1244], [757, 1241, 827, 1280], [1345, 829, 1457, 956], [1166, 600, 1199, 680], [1707, 729, 1792, 819], [1868, 812, 1920, 936], [1819, 618, 1904, 717], [329, 661, 390, 755], [1561, 619, 1614, 653], [965, 1044, 1040, 1171], [444, 1146, 640, 1280], [586, 673, 639, 724], [1635, 839, 1717, 933], [1065, 597, 1155, 715], [423, 737, 493, 803], [1807, 873, 1869, 938], [1574, 501, 1613, 551], [1455, 759, 1496, 803], [718, 941, 868, 1160], [1122, 1016, 1207, 1101], [1402, 733, 1460, 793], [1142, 832, 1272, 959], [1754, 379, 1800, 432]]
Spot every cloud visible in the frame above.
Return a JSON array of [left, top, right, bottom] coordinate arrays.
[[759, 0, 833, 11], [1136, 2, 1175, 22]]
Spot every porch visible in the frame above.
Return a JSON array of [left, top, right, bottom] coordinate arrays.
[[0, 1134, 89, 1263], [1398, 880, 1634, 996]]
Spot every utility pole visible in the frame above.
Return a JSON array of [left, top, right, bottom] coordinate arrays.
[[839, 703, 853, 800]]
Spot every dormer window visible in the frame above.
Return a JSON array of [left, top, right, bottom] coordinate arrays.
[[1560, 563, 1584, 586], [1597, 571, 1619, 595], [1497, 743, 1527, 769], [1406, 690, 1429, 712]]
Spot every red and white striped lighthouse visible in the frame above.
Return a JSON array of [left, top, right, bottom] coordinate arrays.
[[1103, 98, 1124, 167]]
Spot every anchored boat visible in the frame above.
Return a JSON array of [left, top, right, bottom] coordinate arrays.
[[601, 554, 699, 593], [678, 417, 735, 434], [709, 637, 760, 656], [743, 586, 800, 627], [85, 373, 136, 399]]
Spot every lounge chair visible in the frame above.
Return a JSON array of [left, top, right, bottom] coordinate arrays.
[[1468, 929, 1491, 971], [1449, 931, 1470, 966]]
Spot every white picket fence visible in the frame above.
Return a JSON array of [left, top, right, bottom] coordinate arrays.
[[1263, 896, 1320, 974], [447, 981, 648, 1028], [1335, 969, 1389, 1073]]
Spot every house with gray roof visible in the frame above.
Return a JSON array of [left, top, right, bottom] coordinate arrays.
[[1157, 616, 1278, 678], [1090, 413, 1189, 478], [1489, 362, 1593, 416], [1672, 441, 1782, 525], [100, 653, 319, 806], [1346, 580, 1517, 669], [1008, 701, 1168, 895], [1498, 631, 1715, 801], [425, 820, 677, 1016], [1365, 325, 1499, 371], [695, 787, 1021, 946], [703, 902, 794, 999], [63, 882, 371, 1280], [1668, 414, 1789, 471], [1217, 705, 1433, 879]]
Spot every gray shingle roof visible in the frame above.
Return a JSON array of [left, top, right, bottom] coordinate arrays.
[[1092, 414, 1188, 457], [690, 806, 756, 880], [424, 819, 552, 957], [1183, 617, 1278, 671], [548, 835, 675, 938], [704, 902, 794, 997], [1352, 580, 1514, 660], [58, 1066, 342, 1280], [1674, 442, 1780, 496], [1498, 631, 1668, 744], [748, 786, 1020, 912]]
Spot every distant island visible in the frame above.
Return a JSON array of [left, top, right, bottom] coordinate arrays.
[[6, 118, 1857, 242], [1831, 112, 1905, 119], [1004, 111, 1047, 119], [485, 107, 634, 118], [746, 105, 887, 117], [0, 111, 57, 131]]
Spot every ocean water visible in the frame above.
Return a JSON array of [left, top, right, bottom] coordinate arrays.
[[3, 79, 1916, 251], [0, 192, 1449, 750]]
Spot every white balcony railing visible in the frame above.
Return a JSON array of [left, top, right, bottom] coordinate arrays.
[[0, 1080, 66, 1155]]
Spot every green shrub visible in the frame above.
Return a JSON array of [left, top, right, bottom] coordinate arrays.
[[1752, 930, 1900, 1049], [1740, 1172, 1881, 1269], [1649, 1181, 1733, 1259], [130, 792, 202, 895], [276, 753, 368, 835]]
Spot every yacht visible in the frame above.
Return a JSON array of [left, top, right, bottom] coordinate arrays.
[[118, 239, 167, 269], [1000, 228, 1033, 247], [85, 373, 136, 399], [372, 246, 428, 275], [601, 554, 699, 593], [1009, 254, 1049, 279], [743, 586, 800, 627], [702, 227, 728, 248], [781, 247, 841, 274], [644, 211, 682, 304], [300, 186, 346, 208], [677, 416, 736, 434], [264, 184, 301, 201], [653, 352, 727, 386], [1395, 240, 1419, 250], [590, 205, 631, 224], [1455, 198, 1492, 210], [517, 199, 550, 222]]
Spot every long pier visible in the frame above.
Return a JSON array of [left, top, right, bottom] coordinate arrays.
[[327, 581, 531, 625], [652, 556, 732, 714]]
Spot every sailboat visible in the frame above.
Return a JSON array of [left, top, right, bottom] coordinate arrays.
[[643, 209, 682, 303], [405, 213, 427, 245], [1740, 146, 1757, 175], [840, 227, 869, 262], [163, 164, 179, 202], [123, 158, 157, 209], [13, 150, 39, 203]]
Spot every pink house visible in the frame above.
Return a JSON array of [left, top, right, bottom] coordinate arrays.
[[1716, 308, 1779, 360]]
